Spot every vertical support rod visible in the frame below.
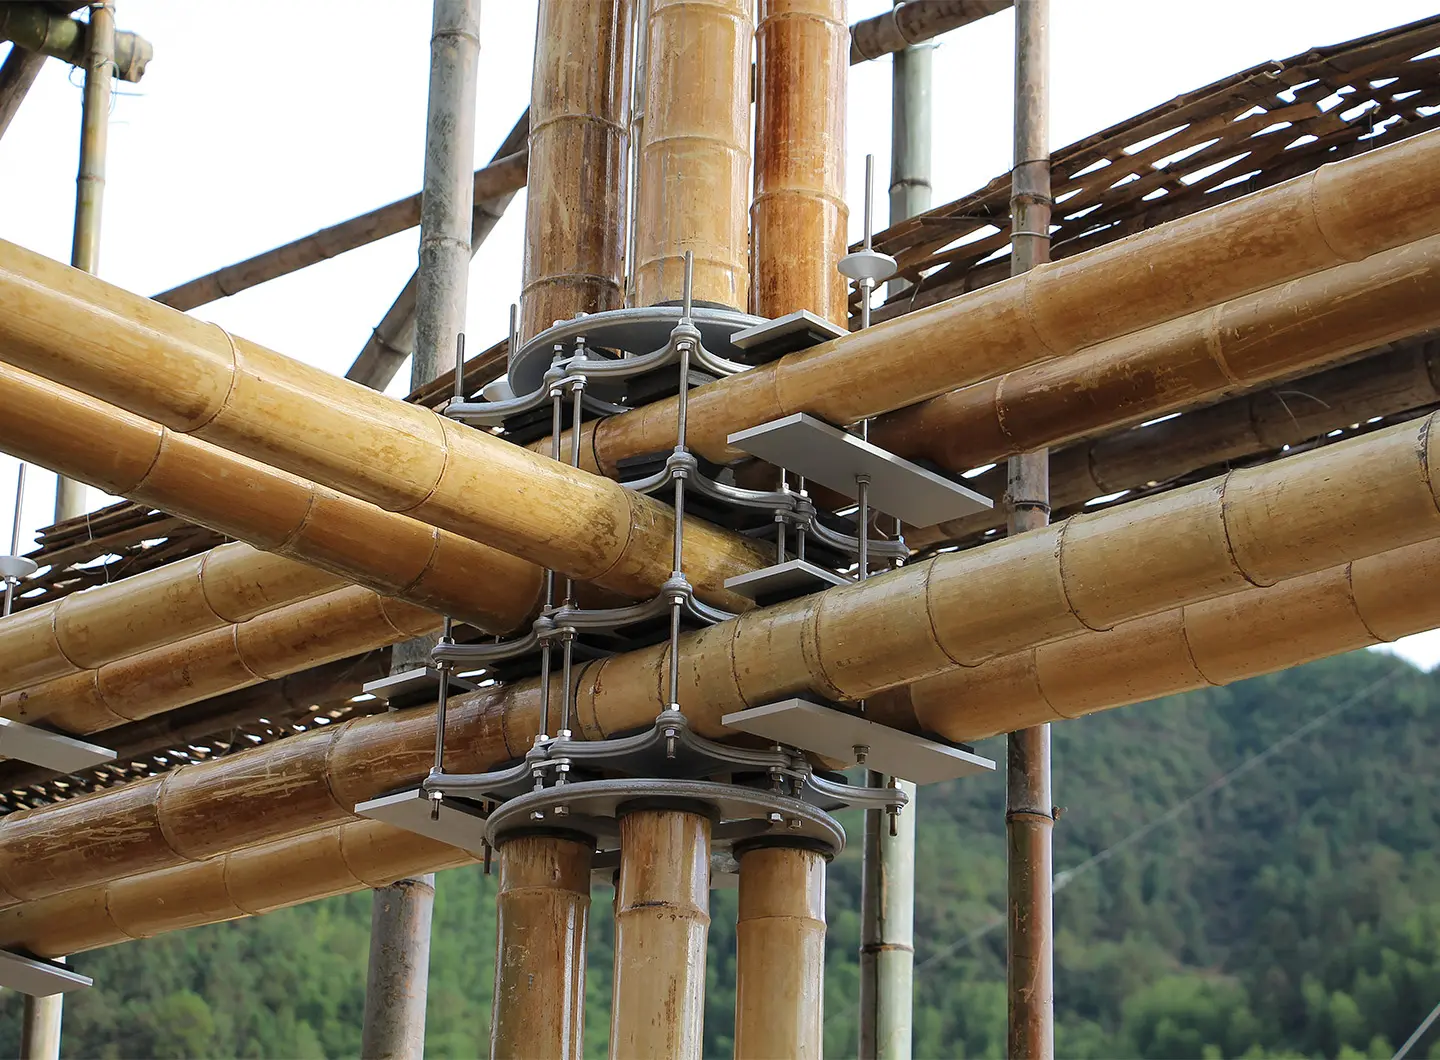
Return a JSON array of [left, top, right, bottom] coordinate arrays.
[[1006, 2, 1054, 1059], [734, 845, 827, 1060], [858, 23, 934, 1058], [56, 1, 115, 523], [490, 834, 593, 1060], [611, 808, 711, 1059], [361, 874, 437, 1060], [20, 990, 63, 1060]]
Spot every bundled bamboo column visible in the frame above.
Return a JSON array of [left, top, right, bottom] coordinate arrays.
[[610, 808, 710, 1058], [519, 0, 633, 342], [490, 834, 592, 1059], [734, 845, 826, 1060], [1, 413, 1439, 909], [632, 0, 753, 307], [0, 242, 768, 610], [6, 529, 1440, 954], [750, 0, 848, 325]]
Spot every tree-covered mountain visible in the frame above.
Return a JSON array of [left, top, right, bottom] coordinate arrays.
[[1, 650, 1437, 1059]]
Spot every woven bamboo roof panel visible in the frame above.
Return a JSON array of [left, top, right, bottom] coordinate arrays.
[[858, 13, 1440, 322]]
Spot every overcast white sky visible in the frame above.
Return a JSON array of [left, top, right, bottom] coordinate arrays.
[[1, 0, 1436, 666]]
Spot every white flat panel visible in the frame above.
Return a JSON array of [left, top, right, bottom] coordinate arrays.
[[355, 788, 491, 857], [727, 413, 993, 527], [0, 719, 115, 773], [0, 951, 91, 996], [722, 699, 995, 785], [724, 559, 850, 601]]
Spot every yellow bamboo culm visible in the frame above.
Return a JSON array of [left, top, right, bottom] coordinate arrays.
[[733, 845, 827, 1060], [610, 809, 711, 1059], [490, 834, 592, 1060]]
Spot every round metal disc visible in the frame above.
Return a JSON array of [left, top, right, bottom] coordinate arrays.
[[0, 556, 39, 581]]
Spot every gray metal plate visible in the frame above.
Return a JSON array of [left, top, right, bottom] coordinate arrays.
[[729, 310, 845, 354], [0, 951, 91, 996], [354, 788, 491, 857], [722, 699, 995, 785], [0, 719, 115, 773], [724, 559, 851, 601], [726, 413, 993, 528]]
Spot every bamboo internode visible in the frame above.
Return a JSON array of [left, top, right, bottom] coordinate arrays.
[[0, 242, 768, 610], [490, 834, 592, 1060], [750, 0, 848, 326], [539, 128, 1440, 473], [0, 412, 1433, 904], [519, 0, 633, 344], [632, 0, 754, 308], [609, 809, 711, 1060], [733, 845, 827, 1060]]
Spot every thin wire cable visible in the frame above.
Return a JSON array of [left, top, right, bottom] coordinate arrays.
[[911, 668, 1406, 975], [1393, 996, 1440, 1060]]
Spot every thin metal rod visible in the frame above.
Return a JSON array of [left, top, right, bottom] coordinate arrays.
[[9, 461, 24, 557], [451, 332, 466, 403], [1007, 2, 1055, 1059], [432, 617, 454, 777], [863, 153, 875, 250]]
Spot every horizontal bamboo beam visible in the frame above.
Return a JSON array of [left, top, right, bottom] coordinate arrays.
[[2, 584, 437, 737], [538, 128, 1440, 473], [5, 528, 1440, 956], [153, 150, 528, 313], [868, 233, 1440, 495], [0, 412, 1434, 905], [850, 1, 1012, 62], [909, 336, 1440, 547], [0, 242, 769, 610], [0, 3, 151, 81]]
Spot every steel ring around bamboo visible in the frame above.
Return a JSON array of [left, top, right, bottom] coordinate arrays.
[[507, 304, 765, 395], [484, 777, 845, 856]]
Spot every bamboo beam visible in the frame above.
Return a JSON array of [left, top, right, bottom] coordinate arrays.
[[518, 0, 633, 344], [750, 0, 848, 326], [850, 1, 1012, 62], [538, 128, 1440, 475], [152, 151, 527, 314], [610, 809, 710, 1059], [0, 47, 47, 141], [908, 336, 1440, 548], [4, 529, 1439, 957], [0, 412, 1434, 906], [1, 584, 438, 737], [734, 845, 826, 1060], [490, 834, 592, 1059], [0, 4, 150, 82], [0, 241, 770, 610], [0, 363, 546, 632], [632, 0, 753, 308]]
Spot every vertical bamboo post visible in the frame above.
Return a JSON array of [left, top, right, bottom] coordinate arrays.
[[734, 844, 827, 1060], [20, 990, 63, 1060], [1006, 2, 1054, 1058], [55, 0, 115, 523], [361, 875, 436, 1060], [610, 807, 711, 1059], [490, 834, 593, 1060]]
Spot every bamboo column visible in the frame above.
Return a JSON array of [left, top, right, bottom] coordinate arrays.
[[1007, 3, 1054, 1057], [360, 874, 435, 1060], [55, 0, 115, 523], [21, 989, 62, 1060], [490, 834, 592, 1060], [610, 808, 711, 1058], [632, 0, 753, 307], [734, 844, 826, 1060], [750, 0, 848, 324]]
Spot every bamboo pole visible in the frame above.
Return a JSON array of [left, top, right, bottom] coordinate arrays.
[[0, 363, 546, 632], [850, 1, 1011, 62], [490, 834, 592, 1060], [1, 584, 439, 737], [734, 844, 826, 1060], [0, 3, 150, 82], [519, 0, 633, 343], [153, 152, 526, 314], [610, 808, 710, 1060], [0, 241, 770, 610], [750, 0, 848, 326], [361, 873, 435, 1060], [537, 129, 1440, 475], [907, 336, 1440, 548], [632, 0, 753, 308], [20, 989, 62, 1060], [6, 528, 1440, 956], [0, 411, 1434, 906], [1006, 3, 1054, 1056], [0, 46, 47, 140]]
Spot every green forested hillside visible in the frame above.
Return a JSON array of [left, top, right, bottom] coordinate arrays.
[[1, 650, 1437, 1059]]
